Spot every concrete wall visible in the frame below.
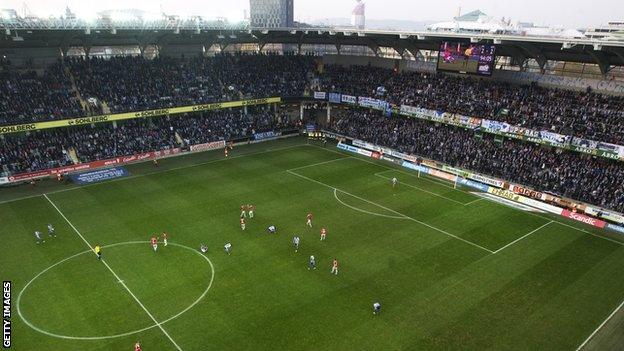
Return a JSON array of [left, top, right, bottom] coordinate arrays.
[[322, 54, 399, 70], [157, 44, 204, 58], [0, 47, 62, 68]]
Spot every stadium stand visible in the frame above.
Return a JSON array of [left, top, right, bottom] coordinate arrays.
[[328, 110, 624, 213], [1, 54, 623, 213], [1, 55, 623, 144], [320, 65, 624, 144], [0, 108, 296, 175]]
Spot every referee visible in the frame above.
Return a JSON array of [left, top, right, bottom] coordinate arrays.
[[94, 245, 102, 260]]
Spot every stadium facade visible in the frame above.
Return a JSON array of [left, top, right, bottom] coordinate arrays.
[[249, 0, 294, 28]]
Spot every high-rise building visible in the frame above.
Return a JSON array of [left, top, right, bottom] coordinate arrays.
[[249, 0, 294, 28], [351, 1, 365, 29]]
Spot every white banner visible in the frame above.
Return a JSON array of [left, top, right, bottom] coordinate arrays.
[[341, 94, 357, 104], [190, 140, 226, 152], [314, 91, 327, 100]]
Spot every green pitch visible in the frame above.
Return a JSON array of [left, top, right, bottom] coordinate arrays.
[[2, 137, 624, 350]]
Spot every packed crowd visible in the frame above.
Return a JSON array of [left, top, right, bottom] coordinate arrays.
[[0, 64, 84, 124], [328, 110, 624, 212], [2, 54, 623, 144], [66, 53, 315, 113], [320, 65, 624, 144], [0, 108, 297, 176]]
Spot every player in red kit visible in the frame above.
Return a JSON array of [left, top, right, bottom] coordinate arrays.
[[162, 231, 168, 246], [135, 342, 142, 351], [306, 213, 313, 227], [240, 205, 247, 218], [240, 217, 246, 231], [151, 235, 158, 252], [320, 227, 327, 241], [331, 258, 339, 275]]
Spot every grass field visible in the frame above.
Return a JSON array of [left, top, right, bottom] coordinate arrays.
[[2, 137, 624, 350]]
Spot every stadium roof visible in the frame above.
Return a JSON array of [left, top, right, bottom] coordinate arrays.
[[2, 22, 624, 73]]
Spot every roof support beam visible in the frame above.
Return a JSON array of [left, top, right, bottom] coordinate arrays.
[[587, 50, 610, 75], [515, 42, 547, 70], [605, 47, 624, 67], [367, 40, 380, 56]]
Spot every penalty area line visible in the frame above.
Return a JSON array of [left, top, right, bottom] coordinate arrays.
[[492, 221, 553, 254], [286, 170, 494, 254], [43, 194, 184, 351]]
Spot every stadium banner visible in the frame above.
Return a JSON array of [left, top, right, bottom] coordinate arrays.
[[440, 165, 505, 188], [481, 119, 511, 134], [539, 131, 571, 147], [357, 148, 373, 157], [429, 168, 457, 182], [337, 142, 360, 153], [468, 173, 505, 188], [543, 194, 586, 212], [596, 141, 623, 161], [189, 140, 226, 152], [487, 187, 522, 202], [358, 97, 390, 111], [341, 94, 357, 104], [444, 114, 481, 130], [400, 105, 436, 120], [0, 97, 282, 135], [509, 184, 546, 200], [441, 165, 471, 178], [508, 125, 540, 139], [457, 178, 490, 192], [0, 177, 8, 185], [328, 93, 342, 104], [585, 206, 624, 225], [401, 161, 429, 174], [607, 223, 624, 235], [390, 150, 418, 163], [569, 138, 624, 160], [69, 167, 130, 185], [353, 139, 383, 152], [421, 160, 438, 169], [254, 131, 282, 141], [516, 196, 564, 215], [7, 148, 181, 182], [314, 92, 327, 100], [561, 209, 607, 228]]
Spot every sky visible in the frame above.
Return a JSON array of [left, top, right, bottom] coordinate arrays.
[[2, 0, 621, 28]]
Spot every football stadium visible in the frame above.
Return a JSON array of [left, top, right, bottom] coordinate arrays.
[[1, 1, 624, 350]]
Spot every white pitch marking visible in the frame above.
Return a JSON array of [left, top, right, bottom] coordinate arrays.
[[333, 189, 405, 219], [287, 156, 351, 172], [315, 145, 624, 248], [576, 298, 624, 350], [16, 241, 215, 341], [0, 143, 310, 206], [492, 221, 553, 254], [44, 194, 184, 350], [374, 173, 466, 205], [286, 169, 494, 254]]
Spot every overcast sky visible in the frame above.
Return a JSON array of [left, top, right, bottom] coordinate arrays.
[[3, 0, 620, 28]]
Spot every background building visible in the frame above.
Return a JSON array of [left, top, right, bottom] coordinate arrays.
[[351, 1, 365, 29], [249, 0, 294, 28]]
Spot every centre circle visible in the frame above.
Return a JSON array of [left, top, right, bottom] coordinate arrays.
[[16, 241, 215, 340]]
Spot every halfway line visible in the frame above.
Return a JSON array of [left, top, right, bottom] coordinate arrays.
[[43, 194, 184, 351]]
